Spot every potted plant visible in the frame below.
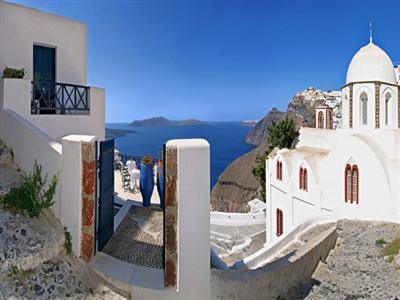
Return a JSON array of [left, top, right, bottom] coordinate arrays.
[[140, 155, 154, 207], [3, 67, 26, 79], [156, 155, 165, 210]]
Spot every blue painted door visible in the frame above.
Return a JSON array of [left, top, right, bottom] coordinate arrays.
[[98, 139, 115, 251], [33, 45, 56, 114]]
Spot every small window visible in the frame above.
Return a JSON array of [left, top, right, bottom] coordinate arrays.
[[318, 111, 324, 129], [276, 160, 280, 180], [345, 163, 359, 204], [276, 160, 283, 181], [360, 92, 368, 125], [276, 209, 283, 237], [299, 167, 308, 191], [304, 169, 308, 192], [385, 93, 391, 125], [352, 165, 359, 204], [299, 167, 303, 190]]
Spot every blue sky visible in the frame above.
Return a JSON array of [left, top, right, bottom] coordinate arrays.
[[11, 0, 400, 122]]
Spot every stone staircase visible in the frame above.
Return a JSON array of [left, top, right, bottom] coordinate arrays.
[[0, 141, 125, 299]]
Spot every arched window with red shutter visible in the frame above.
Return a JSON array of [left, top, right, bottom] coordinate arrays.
[[276, 209, 283, 237], [276, 160, 280, 180], [299, 167, 303, 189], [304, 168, 308, 191], [352, 165, 359, 204], [345, 164, 352, 202]]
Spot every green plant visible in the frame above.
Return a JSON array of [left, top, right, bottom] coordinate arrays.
[[1, 160, 59, 217], [141, 155, 153, 165], [3, 67, 26, 79], [7, 265, 35, 279], [376, 238, 386, 246], [252, 116, 299, 201], [64, 226, 72, 255], [381, 237, 400, 257]]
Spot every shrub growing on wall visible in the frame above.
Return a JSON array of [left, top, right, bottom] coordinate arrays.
[[252, 116, 298, 201], [3, 67, 26, 79], [1, 161, 59, 217]]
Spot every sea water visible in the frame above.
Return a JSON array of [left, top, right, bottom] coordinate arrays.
[[106, 122, 255, 188]]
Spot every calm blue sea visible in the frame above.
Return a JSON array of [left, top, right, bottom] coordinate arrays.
[[106, 122, 255, 188]]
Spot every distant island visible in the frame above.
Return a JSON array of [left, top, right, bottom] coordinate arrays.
[[130, 117, 208, 127], [105, 128, 137, 139]]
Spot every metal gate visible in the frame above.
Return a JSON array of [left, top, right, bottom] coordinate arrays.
[[97, 138, 115, 251]]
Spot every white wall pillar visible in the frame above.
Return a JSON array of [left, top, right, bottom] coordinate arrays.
[[135, 139, 211, 299], [61, 135, 96, 259]]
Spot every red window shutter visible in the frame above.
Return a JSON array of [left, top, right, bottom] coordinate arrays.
[[304, 169, 308, 192], [276, 160, 279, 180], [276, 209, 279, 236], [276, 209, 283, 237], [345, 164, 352, 203], [299, 167, 303, 189], [352, 165, 359, 204]]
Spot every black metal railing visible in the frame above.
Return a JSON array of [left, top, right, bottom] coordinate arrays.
[[31, 81, 90, 115]]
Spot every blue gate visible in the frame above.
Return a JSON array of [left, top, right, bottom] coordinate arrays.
[[97, 138, 115, 251]]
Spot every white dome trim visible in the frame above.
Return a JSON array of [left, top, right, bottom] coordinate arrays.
[[346, 42, 397, 85]]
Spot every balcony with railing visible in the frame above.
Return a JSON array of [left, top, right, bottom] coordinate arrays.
[[0, 78, 105, 141], [31, 81, 90, 115]]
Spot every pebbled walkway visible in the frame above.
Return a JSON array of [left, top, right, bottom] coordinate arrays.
[[103, 206, 164, 269], [289, 220, 400, 300]]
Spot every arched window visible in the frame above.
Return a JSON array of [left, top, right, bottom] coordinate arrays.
[[318, 111, 324, 129], [385, 93, 391, 125], [299, 167, 303, 189], [276, 161, 283, 181], [345, 163, 359, 204], [326, 110, 331, 129], [276, 209, 283, 237], [304, 169, 308, 191], [352, 165, 359, 204], [360, 92, 368, 125], [299, 167, 308, 191], [345, 164, 352, 202]]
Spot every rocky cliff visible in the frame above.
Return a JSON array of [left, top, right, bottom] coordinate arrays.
[[211, 143, 268, 212], [245, 108, 286, 146], [211, 87, 342, 212]]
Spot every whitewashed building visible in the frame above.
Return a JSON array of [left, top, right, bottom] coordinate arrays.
[[266, 38, 400, 248]]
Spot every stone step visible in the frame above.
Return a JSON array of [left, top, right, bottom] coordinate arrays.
[[0, 209, 65, 273], [0, 254, 125, 299]]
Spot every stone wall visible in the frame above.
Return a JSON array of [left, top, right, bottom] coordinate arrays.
[[210, 226, 337, 299]]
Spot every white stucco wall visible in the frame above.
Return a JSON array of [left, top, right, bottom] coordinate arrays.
[[135, 139, 211, 300], [0, 78, 105, 141], [0, 0, 87, 85], [0, 109, 63, 219], [342, 82, 399, 130], [266, 127, 400, 249]]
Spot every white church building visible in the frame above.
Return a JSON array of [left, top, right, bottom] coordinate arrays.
[[266, 38, 400, 248]]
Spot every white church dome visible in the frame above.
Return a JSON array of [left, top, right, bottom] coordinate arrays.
[[346, 42, 396, 84]]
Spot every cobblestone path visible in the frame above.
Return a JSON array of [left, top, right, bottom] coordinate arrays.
[[289, 220, 400, 300]]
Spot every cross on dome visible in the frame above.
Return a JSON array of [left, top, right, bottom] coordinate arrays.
[[369, 21, 373, 44]]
